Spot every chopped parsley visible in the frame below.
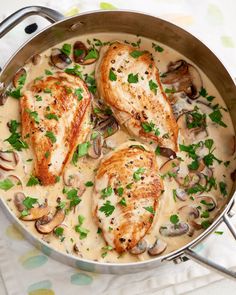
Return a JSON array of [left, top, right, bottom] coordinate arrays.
[[74, 88, 83, 100], [209, 106, 227, 128], [219, 181, 227, 196], [133, 167, 145, 181], [0, 178, 14, 191], [5, 120, 28, 151], [117, 187, 124, 197], [23, 196, 37, 209], [26, 109, 40, 124], [170, 214, 179, 224], [149, 79, 158, 94], [75, 215, 89, 239], [201, 211, 210, 218], [173, 189, 177, 202], [119, 198, 127, 206], [141, 121, 160, 136], [54, 227, 64, 237], [35, 95, 42, 101], [66, 188, 81, 208], [45, 151, 50, 159], [130, 50, 145, 58], [45, 69, 53, 76], [26, 175, 40, 186], [99, 200, 115, 217], [65, 65, 82, 78], [84, 48, 99, 61], [186, 110, 206, 129], [152, 42, 164, 52], [44, 88, 52, 94], [127, 73, 139, 84], [72, 142, 91, 164], [84, 73, 97, 94], [109, 69, 117, 81], [45, 131, 56, 143], [61, 43, 72, 56], [45, 113, 59, 121], [85, 181, 94, 187], [7, 72, 26, 99], [199, 87, 215, 102], [165, 87, 176, 94], [201, 220, 211, 229], [144, 206, 155, 214], [101, 186, 113, 199]]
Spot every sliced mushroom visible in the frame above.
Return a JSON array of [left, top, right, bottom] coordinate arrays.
[[35, 209, 65, 234], [170, 92, 193, 119], [129, 239, 147, 255], [8, 175, 22, 187], [0, 93, 7, 106], [175, 188, 188, 201], [73, 41, 88, 64], [158, 147, 176, 159], [148, 238, 167, 256], [175, 172, 200, 188], [88, 134, 103, 159], [160, 222, 189, 237], [196, 196, 216, 211], [50, 48, 72, 69], [21, 204, 50, 221], [31, 54, 41, 65], [177, 112, 208, 143], [63, 172, 86, 196], [161, 60, 203, 99], [178, 205, 199, 221], [14, 192, 26, 212], [13, 68, 26, 88], [95, 116, 119, 138], [0, 150, 19, 171], [160, 158, 180, 175]]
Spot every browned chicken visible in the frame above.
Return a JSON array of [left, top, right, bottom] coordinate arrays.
[[21, 72, 91, 185], [96, 41, 178, 151], [92, 142, 163, 253]]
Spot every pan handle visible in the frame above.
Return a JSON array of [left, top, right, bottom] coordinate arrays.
[[0, 6, 64, 38], [184, 203, 236, 280]]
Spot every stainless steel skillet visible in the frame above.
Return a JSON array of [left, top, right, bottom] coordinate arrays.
[[0, 6, 236, 279]]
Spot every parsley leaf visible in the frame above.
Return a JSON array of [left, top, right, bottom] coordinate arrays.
[[199, 87, 215, 102], [65, 65, 82, 78], [66, 188, 81, 208], [85, 181, 94, 187], [45, 113, 59, 121], [152, 43, 164, 52], [74, 88, 83, 101], [5, 120, 28, 151], [209, 108, 227, 128], [133, 167, 145, 181], [219, 181, 227, 196], [54, 227, 64, 237], [119, 198, 127, 206], [170, 214, 179, 224], [117, 187, 124, 196], [23, 196, 38, 209], [75, 214, 89, 239], [45, 131, 57, 143], [61, 43, 72, 56], [26, 176, 40, 186], [0, 178, 14, 191], [130, 50, 145, 58], [99, 200, 115, 217], [26, 109, 40, 124], [149, 80, 158, 94], [109, 69, 117, 81], [101, 186, 113, 199], [144, 206, 155, 214], [127, 73, 138, 84], [84, 48, 99, 61]]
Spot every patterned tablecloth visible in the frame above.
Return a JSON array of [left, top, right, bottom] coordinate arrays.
[[0, 1, 236, 295]]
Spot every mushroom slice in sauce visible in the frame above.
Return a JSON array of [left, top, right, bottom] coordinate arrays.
[[175, 188, 188, 201], [196, 196, 216, 211], [88, 134, 103, 159], [178, 205, 199, 221], [170, 92, 194, 119], [95, 116, 119, 138], [50, 48, 72, 69], [158, 147, 176, 159], [35, 209, 65, 234], [14, 192, 26, 212], [63, 171, 86, 196], [159, 222, 189, 237], [13, 68, 26, 88], [148, 238, 167, 256], [21, 204, 50, 221], [175, 172, 200, 188], [8, 175, 23, 187], [177, 111, 208, 143], [31, 54, 41, 65], [73, 41, 88, 64], [161, 60, 203, 99], [160, 158, 180, 175], [0, 150, 19, 171], [129, 239, 147, 255]]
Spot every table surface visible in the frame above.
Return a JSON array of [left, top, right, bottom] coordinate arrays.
[[0, 0, 236, 294]]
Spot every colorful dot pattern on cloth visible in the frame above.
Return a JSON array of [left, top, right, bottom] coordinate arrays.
[[0, 1, 235, 295]]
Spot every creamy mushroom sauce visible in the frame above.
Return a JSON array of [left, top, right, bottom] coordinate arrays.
[[0, 33, 235, 263]]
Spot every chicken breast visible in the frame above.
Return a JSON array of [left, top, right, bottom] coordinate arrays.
[[21, 72, 91, 185], [92, 142, 163, 253], [96, 41, 178, 151]]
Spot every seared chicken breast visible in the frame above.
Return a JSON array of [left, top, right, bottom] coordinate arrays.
[[92, 142, 163, 253], [21, 72, 91, 185], [96, 42, 178, 151]]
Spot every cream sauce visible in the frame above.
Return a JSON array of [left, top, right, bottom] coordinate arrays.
[[0, 33, 235, 263]]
